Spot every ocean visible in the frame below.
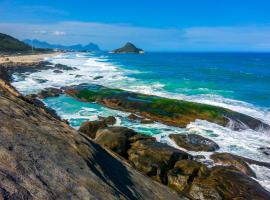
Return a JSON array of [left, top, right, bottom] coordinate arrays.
[[11, 52, 270, 190]]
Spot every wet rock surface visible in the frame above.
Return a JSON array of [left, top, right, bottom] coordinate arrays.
[[128, 113, 154, 124], [169, 133, 220, 152], [79, 120, 107, 139], [258, 146, 270, 156], [128, 141, 192, 183], [210, 152, 256, 177], [188, 166, 270, 200], [32, 87, 63, 99], [95, 126, 137, 156], [79, 116, 117, 139], [64, 84, 270, 131]]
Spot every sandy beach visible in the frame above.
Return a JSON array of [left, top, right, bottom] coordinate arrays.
[[0, 52, 61, 64]]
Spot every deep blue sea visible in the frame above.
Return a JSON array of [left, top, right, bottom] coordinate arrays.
[[11, 52, 270, 190]]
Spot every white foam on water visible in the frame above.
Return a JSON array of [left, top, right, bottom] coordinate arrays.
[[11, 52, 270, 191]]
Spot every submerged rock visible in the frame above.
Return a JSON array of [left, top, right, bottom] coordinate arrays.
[[35, 78, 48, 83], [210, 152, 256, 177], [93, 75, 103, 80], [53, 69, 63, 73], [34, 87, 63, 99], [54, 63, 75, 71], [128, 140, 192, 183], [169, 133, 219, 152], [258, 146, 270, 156]]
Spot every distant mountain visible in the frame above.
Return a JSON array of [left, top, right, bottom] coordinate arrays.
[[23, 39, 100, 52], [111, 42, 144, 54], [0, 33, 32, 53]]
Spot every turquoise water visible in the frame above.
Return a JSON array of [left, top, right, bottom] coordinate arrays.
[[11, 52, 270, 190]]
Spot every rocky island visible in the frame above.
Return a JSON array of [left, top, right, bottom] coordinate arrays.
[[111, 42, 144, 54]]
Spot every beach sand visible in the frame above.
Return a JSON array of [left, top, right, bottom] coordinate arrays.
[[0, 52, 60, 65]]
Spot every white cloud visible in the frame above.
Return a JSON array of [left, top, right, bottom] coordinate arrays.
[[52, 31, 66, 36]]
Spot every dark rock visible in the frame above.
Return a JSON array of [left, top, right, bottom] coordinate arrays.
[[167, 160, 209, 193], [75, 75, 82, 78], [35, 87, 63, 99], [128, 134, 156, 143], [193, 155, 206, 160], [128, 113, 154, 124], [258, 146, 270, 156], [95, 126, 137, 156], [210, 152, 256, 177], [169, 134, 219, 152], [35, 78, 48, 83], [189, 166, 270, 200], [53, 69, 63, 73], [79, 120, 107, 139], [93, 76, 103, 80], [54, 63, 74, 71], [111, 42, 144, 54], [128, 113, 141, 121], [128, 140, 192, 183], [98, 116, 117, 125]]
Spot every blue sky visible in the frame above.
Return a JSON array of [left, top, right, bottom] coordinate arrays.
[[0, 0, 270, 51]]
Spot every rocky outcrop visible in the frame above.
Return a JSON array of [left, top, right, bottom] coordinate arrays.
[[95, 127, 137, 156], [78, 116, 117, 139], [188, 166, 270, 200], [128, 141, 192, 183], [64, 84, 270, 131], [111, 42, 144, 54], [167, 160, 210, 193], [210, 153, 257, 177], [169, 134, 219, 152], [79, 120, 107, 139], [128, 113, 154, 124], [29, 87, 63, 99], [0, 79, 185, 199]]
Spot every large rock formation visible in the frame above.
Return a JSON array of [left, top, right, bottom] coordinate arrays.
[[111, 42, 144, 54], [0, 80, 185, 199], [169, 134, 219, 152], [64, 84, 270, 131], [210, 153, 256, 177]]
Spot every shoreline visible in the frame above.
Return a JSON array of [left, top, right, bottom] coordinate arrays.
[[1, 55, 270, 199], [0, 52, 61, 65]]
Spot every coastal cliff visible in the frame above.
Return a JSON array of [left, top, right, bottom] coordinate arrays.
[[0, 76, 184, 199]]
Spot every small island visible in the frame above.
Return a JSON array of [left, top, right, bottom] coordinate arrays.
[[111, 42, 144, 54]]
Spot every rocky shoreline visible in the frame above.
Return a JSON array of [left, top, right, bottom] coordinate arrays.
[[1, 60, 270, 199]]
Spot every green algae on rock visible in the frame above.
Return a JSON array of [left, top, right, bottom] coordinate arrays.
[[64, 84, 270, 130]]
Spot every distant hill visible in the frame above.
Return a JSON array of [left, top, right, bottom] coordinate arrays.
[[0, 33, 32, 53], [111, 42, 144, 54], [24, 39, 101, 52]]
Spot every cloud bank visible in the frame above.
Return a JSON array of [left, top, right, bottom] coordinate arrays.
[[0, 21, 270, 51]]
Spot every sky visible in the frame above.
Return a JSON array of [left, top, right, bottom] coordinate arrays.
[[0, 0, 270, 51]]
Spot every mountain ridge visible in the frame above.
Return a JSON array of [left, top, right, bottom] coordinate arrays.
[[24, 39, 100, 51]]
